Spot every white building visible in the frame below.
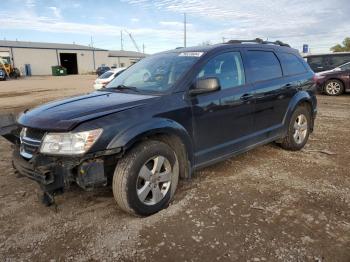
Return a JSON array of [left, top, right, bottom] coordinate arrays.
[[108, 50, 146, 68], [0, 40, 146, 76]]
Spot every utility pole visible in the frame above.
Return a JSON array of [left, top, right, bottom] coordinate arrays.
[[142, 44, 145, 54], [91, 35, 96, 70], [120, 30, 124, 50], [90, 35, 94, 48], [184, 13, 187, 48]]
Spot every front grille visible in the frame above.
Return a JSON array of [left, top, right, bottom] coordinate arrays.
[[26, 128, 45, 140], [20, 128, 45, 159]]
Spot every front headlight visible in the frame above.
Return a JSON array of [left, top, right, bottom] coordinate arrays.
[[40, 129, 103, 155]]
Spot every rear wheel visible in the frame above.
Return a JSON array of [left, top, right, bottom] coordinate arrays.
[[324, 79, 344, 96], [280, 105, 311, 151], [112, 140, 179, 216]]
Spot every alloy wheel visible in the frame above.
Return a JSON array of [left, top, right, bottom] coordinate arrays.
[[325, 81, 341, 95], [136, 155, 172, 206], [293, 114, 308, 144]]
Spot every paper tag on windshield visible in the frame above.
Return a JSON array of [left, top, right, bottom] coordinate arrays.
[[179, 52, 204, 57]]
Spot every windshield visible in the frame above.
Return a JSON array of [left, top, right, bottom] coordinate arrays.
[[339, 62, 350, 71], [99, 71, 114, 79], [107, 52, 201, 93]]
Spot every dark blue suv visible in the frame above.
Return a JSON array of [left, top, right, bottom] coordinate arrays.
[[1, 39, 317, 216]]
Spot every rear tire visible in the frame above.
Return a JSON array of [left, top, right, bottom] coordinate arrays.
[[112, 140, 179, 216], [324, 79, 344, 96], [280, 105, 311, 151]]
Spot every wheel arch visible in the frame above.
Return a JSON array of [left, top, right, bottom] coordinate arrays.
[[283, 91, 315, 132], [107, 118, 193, 179], [323, 78, 345, 93]]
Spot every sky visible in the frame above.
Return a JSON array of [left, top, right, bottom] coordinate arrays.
[[0, 0, 349, 54]]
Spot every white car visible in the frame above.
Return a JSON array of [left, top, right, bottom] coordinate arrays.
[[93, 68, 126, 90]]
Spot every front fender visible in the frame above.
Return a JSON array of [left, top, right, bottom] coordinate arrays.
[[282, 91, 317, 131], [107, 117, 194, 162]]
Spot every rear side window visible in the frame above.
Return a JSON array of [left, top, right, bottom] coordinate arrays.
[[246, 51, 282, 82], [279, 53, 307, 76]]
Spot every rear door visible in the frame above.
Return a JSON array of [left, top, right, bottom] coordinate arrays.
[[244, 49, 292, 140]]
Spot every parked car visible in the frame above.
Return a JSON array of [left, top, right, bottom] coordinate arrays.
[[0, 39, 317, 216], [314, 62, 350, 95], [93, 68, 126, 90], [96, 66, 111, 76], [0, 69, 6, 81], [305, 52, 350, 72]]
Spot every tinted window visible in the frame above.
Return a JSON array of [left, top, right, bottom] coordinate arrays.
[[307, 56, 324, 71], [246, 51, 282, 82], [280, 53, 306, 76], [339, 62, 350, 71], [327, 55, 350, 68], [197, 52, 245, 89]]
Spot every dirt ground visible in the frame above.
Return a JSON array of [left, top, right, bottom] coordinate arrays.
[[0, 76, 349, 262]]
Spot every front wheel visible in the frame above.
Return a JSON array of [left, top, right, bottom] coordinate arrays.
[[280, 105, 311, 151], [112, 140, 179, 216]]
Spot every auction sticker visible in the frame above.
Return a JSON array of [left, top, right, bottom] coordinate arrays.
[[179, 52, 204, 57]]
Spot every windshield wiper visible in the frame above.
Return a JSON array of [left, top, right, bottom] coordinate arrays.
[[108, 85, 139, 92]]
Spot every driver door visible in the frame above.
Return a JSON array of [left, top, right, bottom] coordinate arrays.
[[190, 51, 256, 166]]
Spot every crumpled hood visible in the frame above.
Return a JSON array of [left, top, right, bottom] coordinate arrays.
[[18, 91, 158, 131]]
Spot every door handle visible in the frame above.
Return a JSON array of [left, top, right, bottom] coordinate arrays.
[[240, 93, 253, 100]]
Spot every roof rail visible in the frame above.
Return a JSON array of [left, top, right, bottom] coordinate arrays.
[[226, 38, 290, 47]]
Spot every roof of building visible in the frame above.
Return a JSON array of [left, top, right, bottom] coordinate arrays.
[[0, 40, 107, 51], [109, 50, 147, 58]]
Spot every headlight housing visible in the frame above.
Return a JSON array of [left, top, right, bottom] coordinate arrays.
[[40, 129, 103, 155]]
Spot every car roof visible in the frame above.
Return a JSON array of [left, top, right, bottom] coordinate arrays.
[[105, 68, 126, 74], [159, 42, 299, 55], [110, 68, 126, 73]]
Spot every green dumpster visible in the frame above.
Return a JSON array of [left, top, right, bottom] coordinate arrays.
[[51, 66, 67, 76]]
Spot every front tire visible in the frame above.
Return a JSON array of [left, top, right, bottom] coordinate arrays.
[[112, 140, 179, 216], [280, 105, 311, 151], [324, 79, 344, 96]]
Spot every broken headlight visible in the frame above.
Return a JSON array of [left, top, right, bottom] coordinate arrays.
[[40, 129, 103, 155]]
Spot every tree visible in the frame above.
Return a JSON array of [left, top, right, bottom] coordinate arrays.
[[331, 37, 350, 52]]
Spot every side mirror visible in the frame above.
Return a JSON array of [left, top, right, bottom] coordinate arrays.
[[189, 77, 221, 95]]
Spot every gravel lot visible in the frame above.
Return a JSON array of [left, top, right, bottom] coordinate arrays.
[[0, 76, 349, 261]]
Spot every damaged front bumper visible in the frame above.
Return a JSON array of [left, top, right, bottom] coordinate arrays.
[[12, 145, 121, 205], [1, 113, 121, 205], [16, 144, 120, 185]]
